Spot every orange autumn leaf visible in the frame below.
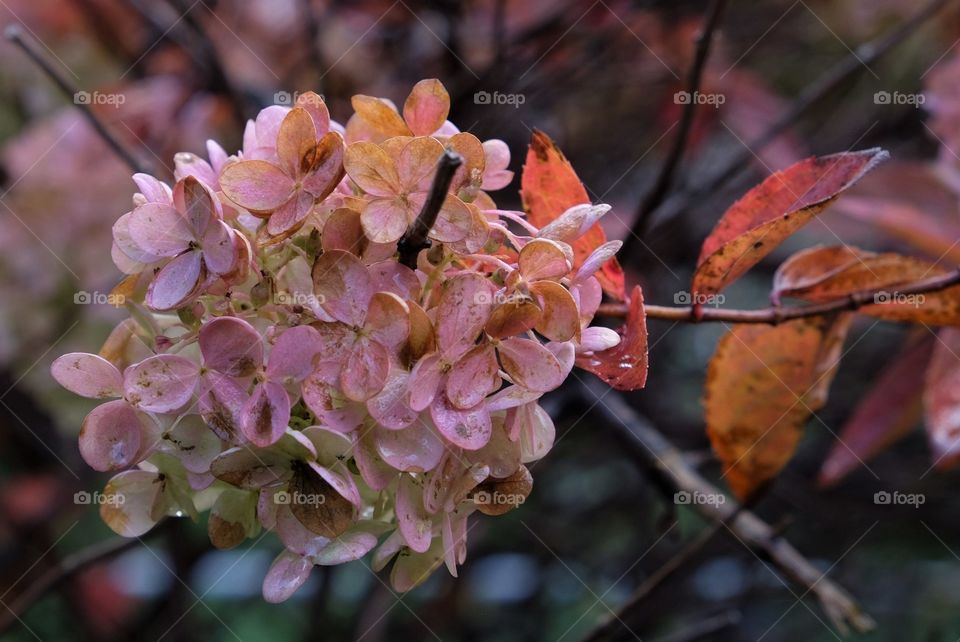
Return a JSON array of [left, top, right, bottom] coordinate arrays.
[[692, 148, 888, 299], [706, 314, 852, 500], [521, 129, 626, 300], [772, 246, 960, 325], [818, 333, 932, 487], [575, 285, 648, 390]]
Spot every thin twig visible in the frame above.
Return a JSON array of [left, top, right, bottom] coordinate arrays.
[[397, 149, 464, 268], [577, 379, 875, 635], [639, 0, 952, 239], [652, 611, 741, 642], [4, 25, 149, 174], [597, 267, 960, 324], [633, 0, 727, 237], [0, 535, 145, 633]]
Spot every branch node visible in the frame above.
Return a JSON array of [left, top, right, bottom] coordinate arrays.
[[397, 149, 463, 268]]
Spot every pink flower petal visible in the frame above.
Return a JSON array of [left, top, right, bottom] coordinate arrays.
[[403, 79, 450, 137], [497, 337, 564, 393], [354, 431, 398, 491], [343, 141, 401, 197], [367, 372, 418, 429], [175, 177, 216, 236], [312, 249, 373, 326], [364, 292, 410, 349], [397, 136, 444, 192], [100, 470, 164, 537], [301, 132, 345, 199], [113, 212, 161, 265], [518, 238, 572, 281], [340, 338, 389, 402], [445, 344, 500, 409], [263, 549, 313, 603], [199, 316, 264, 377], [530, 280, 580, 342], [165, 414, 222, 474], [301, 366, 366, 433], [51, 353, 122, 399], [210, 446, 290, 489], [145, 250, 203, 310], [481, 139, 513, 190], [436, 273, 495, 356], [311, 530, 378, 565], [219, 160, 295, 213], [360, 197, 411, 244], [396, 473, 433, 553], [266, 325, 323, 382], [296, 91, 330, 136], [407, 353, 443, 412], [240, 381, 290, 447], [375, 419, 444, 473], [201, 220, 237, 274], [199, 371, 249, 442], [368, 260, 421, 300], [123, 354, 200, 413], [132, 173, 172, 204], [442, 511, 468, 576], [430, 395, 492, 450], [276, 107, 318, 176], [128, 203, 193, 257], [79, 400, 142, 471]]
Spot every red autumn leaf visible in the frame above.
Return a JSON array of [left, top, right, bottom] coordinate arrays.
[[575, 285, 648, 390], [772, 246, 960, 325], [706, 314, 852, 500], [521, 129, 626, 300], [818, 333, 932, 487], [692, 148, 888, 298], [924, 328, 960, 470]]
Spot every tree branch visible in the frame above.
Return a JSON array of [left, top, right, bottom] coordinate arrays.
[[639, 0, 952, 239], [397, 149, 463, 268], [4, 25, 150, 175], [0, 535, 144, 634], [576, 379, 875, 636], [597, 267, 960, 324], [633, 0, 727, 237]]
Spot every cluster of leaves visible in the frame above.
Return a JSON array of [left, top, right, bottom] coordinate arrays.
[[51, 80, 646, 599], [695, 147, 960, 499]]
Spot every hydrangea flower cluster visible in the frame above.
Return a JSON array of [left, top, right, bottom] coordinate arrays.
[[52, 79, 623, 600]]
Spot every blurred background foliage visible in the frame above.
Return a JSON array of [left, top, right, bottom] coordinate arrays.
[[3, 0, 960, 640]]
